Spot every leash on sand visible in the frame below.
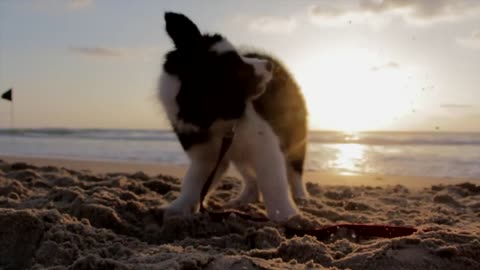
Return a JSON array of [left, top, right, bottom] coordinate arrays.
[[197, 125, 417, 240]]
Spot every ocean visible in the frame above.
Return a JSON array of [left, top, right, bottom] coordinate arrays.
[[1, 129, 479, 179]]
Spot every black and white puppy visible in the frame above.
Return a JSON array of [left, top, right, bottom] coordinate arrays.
[[159, 12, 308, 222]]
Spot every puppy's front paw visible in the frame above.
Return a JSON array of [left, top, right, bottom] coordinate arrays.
[[162, 199, 197, 220], [293, 196, 309, 206], [224, 192, 259, 208], [292, 186, 309, 202], [268, 205, 299, 223]]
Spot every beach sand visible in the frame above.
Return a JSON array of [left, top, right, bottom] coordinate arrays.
[[1, 156, 479, 269]]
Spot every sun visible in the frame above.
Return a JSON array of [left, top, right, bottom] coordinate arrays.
[[292, 48, 420, 132]]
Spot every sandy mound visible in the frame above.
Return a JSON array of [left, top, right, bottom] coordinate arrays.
[[0, 159, 479, 269]]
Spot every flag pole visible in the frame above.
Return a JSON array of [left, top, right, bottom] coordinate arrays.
[[10, 99, 14, 130]]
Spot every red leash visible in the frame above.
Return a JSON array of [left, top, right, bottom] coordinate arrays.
[[284, 223, 417, 240], [198, 127, 417, 240], [199, 125, 236, 213], [203, 209, 417, 240]]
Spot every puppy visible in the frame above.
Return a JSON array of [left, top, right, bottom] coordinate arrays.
[[158, 12, 308, 222]]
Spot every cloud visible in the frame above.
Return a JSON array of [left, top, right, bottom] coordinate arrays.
[[370, 61, 399, 71], [67, 0, 93, 10], [309, 2, 374, 26], [309, 0, 480, 26], [248, 16, 297, 33], [457, 30, 480, 49], [69, 46, 165, 62], [30, 0, 93, 11], [69, 47, 124, 57]]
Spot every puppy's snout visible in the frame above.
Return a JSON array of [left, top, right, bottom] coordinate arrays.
[[265, 61, 273, 72], [242, 56, 273, 83]]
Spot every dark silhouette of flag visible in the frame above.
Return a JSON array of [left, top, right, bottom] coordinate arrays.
[[1, 89, 12, 102]]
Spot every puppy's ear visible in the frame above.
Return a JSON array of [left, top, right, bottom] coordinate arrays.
[[164, 12, 201, 50]]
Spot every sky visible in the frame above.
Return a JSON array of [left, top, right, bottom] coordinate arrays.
[[0, 0, 479, 132]]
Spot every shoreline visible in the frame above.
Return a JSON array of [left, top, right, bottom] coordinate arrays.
[[2, 155, 479, 189]]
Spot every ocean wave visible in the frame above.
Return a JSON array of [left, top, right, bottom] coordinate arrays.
[[308, 131, 480, 145], [1, 129, 480, 145], [0, 128, 177, 142]]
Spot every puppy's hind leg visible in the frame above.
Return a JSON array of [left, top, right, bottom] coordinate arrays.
[[225, 163, 259, 207], [287, 147, 308, 201], [287, 165, 308, 205]]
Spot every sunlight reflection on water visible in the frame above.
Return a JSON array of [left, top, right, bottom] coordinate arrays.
[[329, 144, 366, 175]]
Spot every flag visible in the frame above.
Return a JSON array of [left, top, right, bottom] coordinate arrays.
[[1, 89, 12, 102]]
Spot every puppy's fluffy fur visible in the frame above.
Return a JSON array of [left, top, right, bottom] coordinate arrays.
[[159, 12, 308, 222]]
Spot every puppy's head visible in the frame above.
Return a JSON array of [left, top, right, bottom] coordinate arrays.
[[163, 12, 273, 124]]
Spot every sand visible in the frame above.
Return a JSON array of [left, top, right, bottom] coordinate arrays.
[[0, 156, 479, 269], [2, 155, 475, 188]]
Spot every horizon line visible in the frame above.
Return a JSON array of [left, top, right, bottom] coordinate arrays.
[[0, 127, 479, 134]]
